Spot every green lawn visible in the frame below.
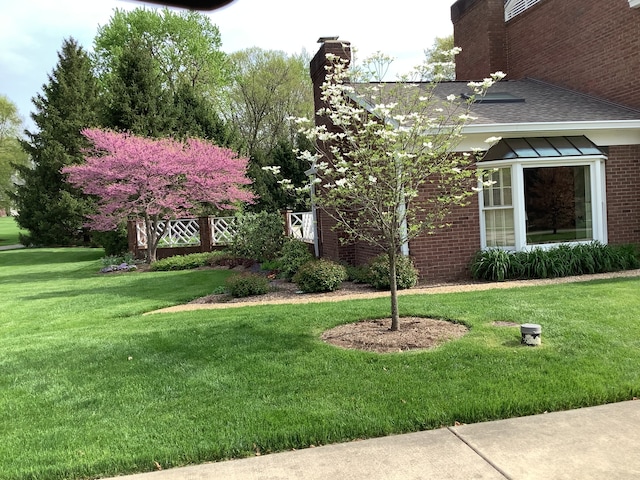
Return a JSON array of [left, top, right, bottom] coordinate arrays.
[[1, 248, 640, 480], [0, 216, 25, 246]]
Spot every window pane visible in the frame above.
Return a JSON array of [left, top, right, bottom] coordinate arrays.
[[524, 165, 593, 244], [485, 208, 515, 247], [483, 168, 512, 207]]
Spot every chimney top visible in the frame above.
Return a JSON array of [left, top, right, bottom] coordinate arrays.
[[317, 36, 339, 43]]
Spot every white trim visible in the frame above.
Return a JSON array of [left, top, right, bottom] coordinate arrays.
[[630, 0, 640, 8], [455, 120, 640, 151], [479, 156, 608, 251]]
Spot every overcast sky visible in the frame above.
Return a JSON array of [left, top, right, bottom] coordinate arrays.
[[0, 0, 454, 130]]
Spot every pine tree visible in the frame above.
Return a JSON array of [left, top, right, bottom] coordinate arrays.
[[13, 38, 99, 246], [102, 40, 174, 137]]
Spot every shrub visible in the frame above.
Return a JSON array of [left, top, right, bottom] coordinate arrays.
[[366, 254, 419, 290], [231, 212, 285, 262], [278, 239, 314, 280], [206, 252, 256, 269], [345, 264, 370, 284], [93, 227, 128, 256], [149, 252, 220, 271], [100, 252, 135, 268], [225, 273, 270, 298], [293, 260, 347, 293]]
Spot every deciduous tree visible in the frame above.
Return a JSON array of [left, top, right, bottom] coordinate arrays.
[[93, 8, 229, 99], [225, 48, 313, 211], [0, 95, 28, 214], [288, 47, 503, 330], [63, 129, 254, 263]]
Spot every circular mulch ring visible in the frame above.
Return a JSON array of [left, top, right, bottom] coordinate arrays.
[[321, 317, 469, 353]]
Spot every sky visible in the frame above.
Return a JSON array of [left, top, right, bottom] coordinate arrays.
[[0, 0, 454, 130]]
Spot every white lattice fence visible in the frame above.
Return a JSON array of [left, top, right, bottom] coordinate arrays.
[[136, 219, 201, 248], [210, 216, 237, 245], [288, 211, 314, 243]]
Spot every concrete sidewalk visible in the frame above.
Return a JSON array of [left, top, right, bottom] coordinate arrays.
[[0, 244, 24, 251], [111, 400, 639, 480]]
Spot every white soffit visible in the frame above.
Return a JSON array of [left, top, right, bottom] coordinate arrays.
[[455, 121, 640, 151]]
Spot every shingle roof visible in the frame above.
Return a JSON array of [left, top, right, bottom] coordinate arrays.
[[434, 78, 640, 124]]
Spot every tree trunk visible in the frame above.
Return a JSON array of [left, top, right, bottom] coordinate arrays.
[[389, 250, 400, 331], [144, 215, 158, 264]]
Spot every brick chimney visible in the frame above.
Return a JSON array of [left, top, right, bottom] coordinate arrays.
[[451, 0, 507, 80], [310, 38, 351, 125]]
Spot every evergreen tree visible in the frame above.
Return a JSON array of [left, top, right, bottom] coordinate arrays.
[[13, 38, 99, 246], [102, 40, 174, 137], [172, 83, 231, 146]]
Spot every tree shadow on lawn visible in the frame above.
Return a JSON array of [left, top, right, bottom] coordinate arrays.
[[0, 248, 102, 266], [14, 271, 229, 310]]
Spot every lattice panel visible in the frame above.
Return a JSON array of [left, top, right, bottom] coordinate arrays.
[[136, 219, 201, 247], [211, 217, 237, 245], [159, 219, 200, 247], [289, 212, 314, 243]]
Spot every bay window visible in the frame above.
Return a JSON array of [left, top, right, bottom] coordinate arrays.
[[479, 137, 607, 250]]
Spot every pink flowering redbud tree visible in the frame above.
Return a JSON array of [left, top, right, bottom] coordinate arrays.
[[63, 128, 255, 263]]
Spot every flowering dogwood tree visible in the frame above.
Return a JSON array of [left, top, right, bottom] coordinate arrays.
[[63, 129, 254, 262], [285, 48, 503, 331]]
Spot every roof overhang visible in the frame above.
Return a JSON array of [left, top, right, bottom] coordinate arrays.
[[455, 120, 640, 151]]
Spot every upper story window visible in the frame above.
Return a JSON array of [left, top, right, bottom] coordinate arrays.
[[505, 0, 542, 21]]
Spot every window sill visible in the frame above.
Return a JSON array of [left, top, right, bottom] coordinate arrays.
[[630, 0, 640, 8]]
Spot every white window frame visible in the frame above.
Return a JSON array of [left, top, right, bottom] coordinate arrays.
[[479, 155, 607, 251]]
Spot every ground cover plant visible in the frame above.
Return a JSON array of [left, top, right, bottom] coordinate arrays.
[[1, 248, 639, 479], [0, 216, 25, 246]]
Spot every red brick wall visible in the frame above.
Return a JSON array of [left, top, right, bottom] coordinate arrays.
[[506, 0, 640, 109], [606, 145, 640, 244], [453, 0, 640, 109], [408, 190, 481, 284], [452, 0, 508, 80]]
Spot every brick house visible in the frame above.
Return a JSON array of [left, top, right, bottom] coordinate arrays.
[[310, 0, 640, 283]]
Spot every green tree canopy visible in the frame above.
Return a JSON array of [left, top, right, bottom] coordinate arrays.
[[93, 8, 229, 99], [0, 95, 28, 214], [13, 37, 100, 246], [225, 48, 313, 211], [424, 35, 456, 81]]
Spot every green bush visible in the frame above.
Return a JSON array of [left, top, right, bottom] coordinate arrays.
[[293, 260, 347, 293], [231, 212, 285, 262], [471, 242, 640, 281], [366, 254, 419, 290], [93, 227, 128, 256], [100, 252, 135, 268], [149, 252, 221, 271], [278, 239, 314, 280], [345, 264, 370, 284], [206, 252, 256, 269], [225, 273, 270, 298]]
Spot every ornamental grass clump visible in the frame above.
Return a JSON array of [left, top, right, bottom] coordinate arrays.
[[293, 259, 347, 293], [471, 242, 640, 281]]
